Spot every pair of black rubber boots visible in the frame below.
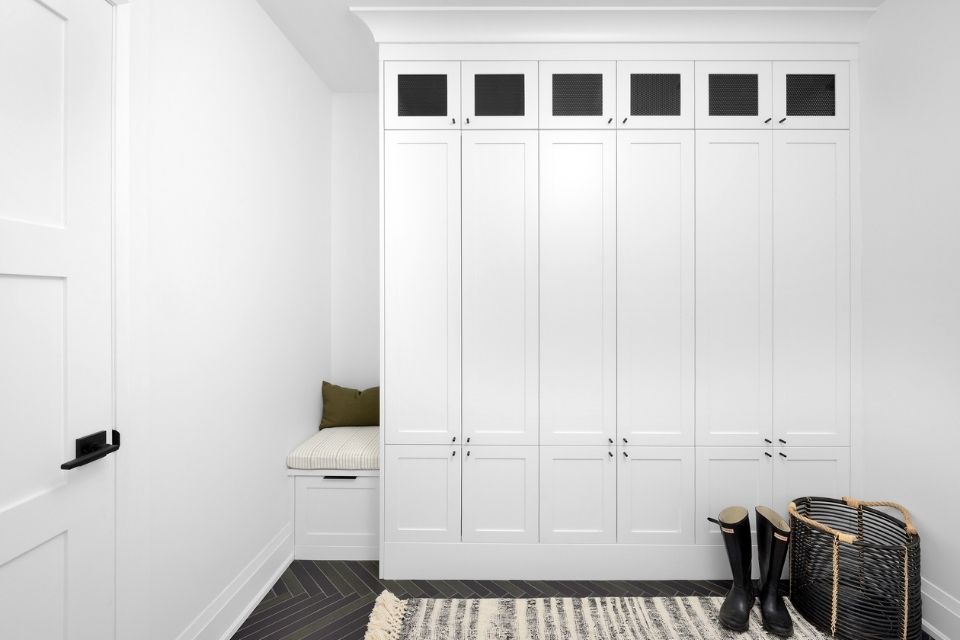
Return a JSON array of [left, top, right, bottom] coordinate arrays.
[[709, 506, 793, 637]]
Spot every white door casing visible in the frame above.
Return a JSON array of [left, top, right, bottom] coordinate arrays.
[[462, 445, 539, 543], [540, 446, 617, 543], [539, 130, 616, 446], [695, 130, 774, 447], [0, 1, 117, 638], [383, 131, 461, 444], [384, 445, 461, 542], [461, 131, 538, 445], [617, 130, 695, 446], [618, 446, 695, 544]]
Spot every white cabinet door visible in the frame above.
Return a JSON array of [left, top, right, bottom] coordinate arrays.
[[462, 446, 539, 543], [384, 445, 461, 542], [617, 61, 694, 129], [696, 447, 773, 546], [617, 130, 695, 446], [384, 61, 460, 130], [462, 131, 538, 446], [462, 61, 538, 129], [773, 131, 851, 447], [540, 446, 617, 543], [773, 447, 850, 516], [773, 62, 850, 130], [384, 131, 461, 444], [696, 131, 773, 447], [695, 61, 773, 129], [618, 447, 695, 544], [540, 131, 617, 446], [539, 61, 616, 129]]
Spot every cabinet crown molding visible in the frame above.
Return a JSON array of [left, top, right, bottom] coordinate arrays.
[[351, 5, 877, 45]]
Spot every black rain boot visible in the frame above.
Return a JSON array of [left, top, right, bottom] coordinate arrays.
[[756, 506, 794, 638], [708, 506, 754, 632]]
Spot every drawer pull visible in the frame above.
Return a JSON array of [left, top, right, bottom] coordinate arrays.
[[323, 475, 358, 480]]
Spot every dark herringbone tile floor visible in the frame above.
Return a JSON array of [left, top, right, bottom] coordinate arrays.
[[231, 560, 734, 640]]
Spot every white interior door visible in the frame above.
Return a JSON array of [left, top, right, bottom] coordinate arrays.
[[384, 445, 461, 542], [616, 61, 694, 129], [462, 445, 538, 543], [696, 447, 773, 548], [772, 447, 850, 516], [540, 446, 617, 543], [695, 130, 774, 447], [773, 61, 850, 130], [461, 131, 538, 445], [384, 131, 461, 444], [539, 131, 616, 446], [695, 61, 773, 129], [617, 130, 695, 446], [618, 446, 695, 544], [773, 130, 851, 447], [0, 1, 116, 639]]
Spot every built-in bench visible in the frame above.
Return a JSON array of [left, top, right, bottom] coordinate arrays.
[[287, 427, 379, 560]]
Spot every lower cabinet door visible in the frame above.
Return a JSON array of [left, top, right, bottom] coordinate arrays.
[[384, 444, 461, 542], [540, 446, 616, 543], [618, 446, 695, 544], [696, 447, 773, 545], [772, 446, 850, 515], [462, 445, 539, 543]]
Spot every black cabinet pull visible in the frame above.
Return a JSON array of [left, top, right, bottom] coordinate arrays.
[[452, 450, 456, 457], [779, 118, 787, 123], [465, 118, 470, 124], [61, 430, 120, 470], [323, 475, 358, 480], [779, 439, 787, 444], [452, 435, 456, 442], [764, 451, 773, 458], [608, 451, 614, 457], [622, 437, 628, 444], [607, 118, 613, 124], [451, 118, 456, 124], [764, 118, 772, 124], [779, 452, 788, 459], [622, 118, 628, 124], [764, 438, 773, 444], [466, 450, 471, 457], [622, 451, 629, 458], [466, 437, 471, 443], [608, 438, 614, 444]]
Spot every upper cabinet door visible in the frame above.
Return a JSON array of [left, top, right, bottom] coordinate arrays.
[[696, 61, 773, 129], [462, 131, 539, 445], [539, 61, 616, 129], [384, 131, 461, 444], [773, 61, 850, 130], [462, 61, 538, 129], [617, 61, 694, 129], [384, 61, 460, 129]]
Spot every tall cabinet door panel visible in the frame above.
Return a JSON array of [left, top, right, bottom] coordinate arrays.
[[773, 61, 849, 130], [462, 61, 538, 129], [385, 61, 460, 130], [696, 447, 773, 546], [696, 131, 773, 447], [618, 447, 695, 544], [618, 131, 695, 446], [617, 61, 694, 129], [539, 61, 616, 130], [540, 446, 617, 543], [384, 445, 462, 542], [540, 131, 616, 446], [462, 132, 538, 445], [773, 447, 850, 516], [384, 131, 461, 444], [773, 131, 850, 447], [462, 446, 539, 543], [695, 61, 772, 130]]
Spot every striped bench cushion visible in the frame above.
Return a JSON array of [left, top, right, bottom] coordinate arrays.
[[287, 426, 380, 470]]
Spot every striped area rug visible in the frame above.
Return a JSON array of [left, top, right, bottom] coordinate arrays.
[[364, 590, 829, 639]]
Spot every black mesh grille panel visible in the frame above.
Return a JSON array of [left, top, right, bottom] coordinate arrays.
[[786, 74, 836, 117], [630, 73, 681, 116], [552, 74, 603, 116], [474, 74, 525, 116], [397, 74, 447, 117], [708, 74, 759, 116]]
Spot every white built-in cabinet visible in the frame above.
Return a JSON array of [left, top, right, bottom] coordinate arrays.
[[539, 130, 617, 446], [461, 131, 539, 445], [382, 56, 854, 575], [540, 446, 617, 543], [383, 131, 461, 444]]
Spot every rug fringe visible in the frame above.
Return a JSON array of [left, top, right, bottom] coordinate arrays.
[[363, 590, 406, 640]]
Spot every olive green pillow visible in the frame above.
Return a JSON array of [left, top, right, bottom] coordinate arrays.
[[320, 381, 379, 428]]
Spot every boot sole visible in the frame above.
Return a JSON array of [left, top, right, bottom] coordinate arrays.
[[719, 621, 750, 633], [762, 621, 794, 638]]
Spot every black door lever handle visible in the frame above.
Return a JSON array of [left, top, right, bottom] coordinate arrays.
[[61, 430, 121, 470]]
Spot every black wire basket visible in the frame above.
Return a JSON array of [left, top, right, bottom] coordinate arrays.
[[789, 496, 922, 640]]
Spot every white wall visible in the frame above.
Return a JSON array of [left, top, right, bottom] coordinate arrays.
[[119, 1, 332, 638], [330, 93, 380, 388], [861, 1, 960, 638]]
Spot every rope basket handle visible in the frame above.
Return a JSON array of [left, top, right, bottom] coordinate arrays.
[[843, 496, 919, 536], [788, 501, 858, 544]]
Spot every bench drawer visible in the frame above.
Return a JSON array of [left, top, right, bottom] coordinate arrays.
[[294, 474, 379, 560]]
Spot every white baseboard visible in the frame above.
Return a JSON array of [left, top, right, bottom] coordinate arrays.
[[295, 544, 378, 561], [923, 578, 960, 640], [174, 524, 294, 640]]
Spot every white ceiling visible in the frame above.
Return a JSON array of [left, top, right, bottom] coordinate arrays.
[[256, 1, 884, 92]]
